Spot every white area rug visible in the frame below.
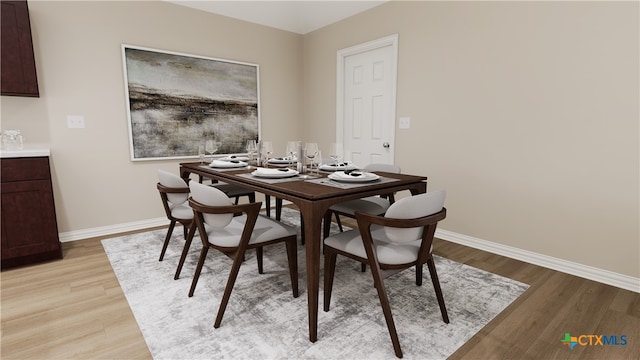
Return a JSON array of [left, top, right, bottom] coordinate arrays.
[[102, 208, 529, 359]]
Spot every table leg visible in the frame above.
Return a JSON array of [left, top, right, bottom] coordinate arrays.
[[300, 204, 324, 343]]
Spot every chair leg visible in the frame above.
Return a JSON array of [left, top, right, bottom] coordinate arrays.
[[265, 195, 271, 217], [188, 246, 209, 297], [369, 259, 403, 358], [416, 264, 423, 286], [285, 239, 299, 298], [426, 256, 449, 324], [361, 263, 367, 272], [300, 213, 305, 245], [275, 198, 283, 221], [249, 193, 256, 203], [214, 243, 248, 328], [334, 212, 344, 232], [234, 196, 240, 205], [159, 220, 176, 261], [256, 247, 264, 274], [322, 211, 332, 239], [174, 222, 196, 280], [323, 247, 338, 311], [183, 224, 188, 239]]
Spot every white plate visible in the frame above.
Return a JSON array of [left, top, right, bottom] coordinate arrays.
[[319, 162, 358, 172], [267, 157, 297, 165], [251, 168, 299, 178], [220, 155, 250, 162], [209, 160, 248, 168], [328, 171, 380, 183]]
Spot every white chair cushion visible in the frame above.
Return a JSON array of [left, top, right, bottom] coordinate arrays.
[[324, 226, 422, 265], [330, 196, 390, 216], [364, 163, 401, 173], [189, 182, 233, 228], [206, 214, 297, 247], [383, 190, 446, 244], [157, 170, 188, 205], [170, 202, 194, 220]]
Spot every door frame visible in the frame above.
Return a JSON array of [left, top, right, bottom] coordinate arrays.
[[336, 33, 399, 163]]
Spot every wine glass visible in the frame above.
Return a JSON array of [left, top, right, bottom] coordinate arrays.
[[245, 139, 257, 164], [304, 142, 319, 173], [198, 144, 205, 164], [261, 141, 273, 167], [205, 139, 218, 162], [329, 143, 343, 165], [286, 141, 298, 167]]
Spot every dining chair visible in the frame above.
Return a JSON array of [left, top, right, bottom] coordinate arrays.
[[187, 181, 299, 328], [198, 174, 256, 205], [322, 163, 401, 240], [323, 190, 449, 358], [156, 170, 195, 261], [322, 163, 401, 272]]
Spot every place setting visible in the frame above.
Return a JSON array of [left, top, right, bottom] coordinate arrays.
[[208, 159, 249, 169], [251, 167, 299, 179], [197, 138, 256, 170], [327, 170, 380, 183]]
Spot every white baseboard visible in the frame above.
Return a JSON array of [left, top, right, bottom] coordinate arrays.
[[59, 217, 168, 242], [435, 228, 640, 293], [59, 215, 639, 293]]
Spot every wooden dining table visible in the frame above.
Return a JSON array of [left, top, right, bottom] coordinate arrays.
[[179, 162, 427, 342]]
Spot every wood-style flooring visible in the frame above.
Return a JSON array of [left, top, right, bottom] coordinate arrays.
[[2, 220, 638, 359]]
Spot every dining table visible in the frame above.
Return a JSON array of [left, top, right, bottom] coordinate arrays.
[[179, 161, 427, 343]]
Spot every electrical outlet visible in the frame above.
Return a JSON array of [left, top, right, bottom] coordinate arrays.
[[67, 115, 85, 128], [399, 117, 410, 129]]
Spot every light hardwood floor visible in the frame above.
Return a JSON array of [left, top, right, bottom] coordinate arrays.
[[2, 221, 638, 359]]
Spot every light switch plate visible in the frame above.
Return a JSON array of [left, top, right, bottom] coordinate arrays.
[[399, 117, 410, 129], [67, 115, 85, 128]]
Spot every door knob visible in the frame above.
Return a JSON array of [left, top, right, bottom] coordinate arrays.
[[383, 142, 390, 148]]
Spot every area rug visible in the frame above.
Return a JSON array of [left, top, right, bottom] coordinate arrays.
[[102, 208, 529, 359]]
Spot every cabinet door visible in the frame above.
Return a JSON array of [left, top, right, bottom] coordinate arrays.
[[1, 179, 61, 264], [1, 0, 39, 97]]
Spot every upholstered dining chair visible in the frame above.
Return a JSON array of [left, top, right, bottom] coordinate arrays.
[[322, 163, 401, 240], [187, 181, 299, 328], [157, 170, 195, 262], [198, 174, 256, 205], [323, 190, 449, 358]]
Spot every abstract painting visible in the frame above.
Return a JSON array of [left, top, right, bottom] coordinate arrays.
[[122, 45, 260, 161]]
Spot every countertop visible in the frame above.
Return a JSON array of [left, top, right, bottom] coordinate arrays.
[[0, 144, 51, 158]]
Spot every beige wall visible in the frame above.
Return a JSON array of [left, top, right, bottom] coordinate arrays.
[[303, 1, 639, 278], [1, 1, 638, 280], [1, 1, 303, 231]]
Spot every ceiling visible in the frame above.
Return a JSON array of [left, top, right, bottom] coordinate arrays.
[[167, 1, 388, 34]]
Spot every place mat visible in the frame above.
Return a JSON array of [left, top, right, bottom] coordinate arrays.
[[307, 176, 398, 189]]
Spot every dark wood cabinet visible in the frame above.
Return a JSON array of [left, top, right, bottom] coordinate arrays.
[[1, 157, 62, 269], [1, 0, 39, 97]]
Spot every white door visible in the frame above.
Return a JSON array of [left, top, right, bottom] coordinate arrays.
[[337, 34, 398, 166]]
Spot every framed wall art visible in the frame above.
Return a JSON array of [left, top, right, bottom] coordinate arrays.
[[121, 45, 260, 161]]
